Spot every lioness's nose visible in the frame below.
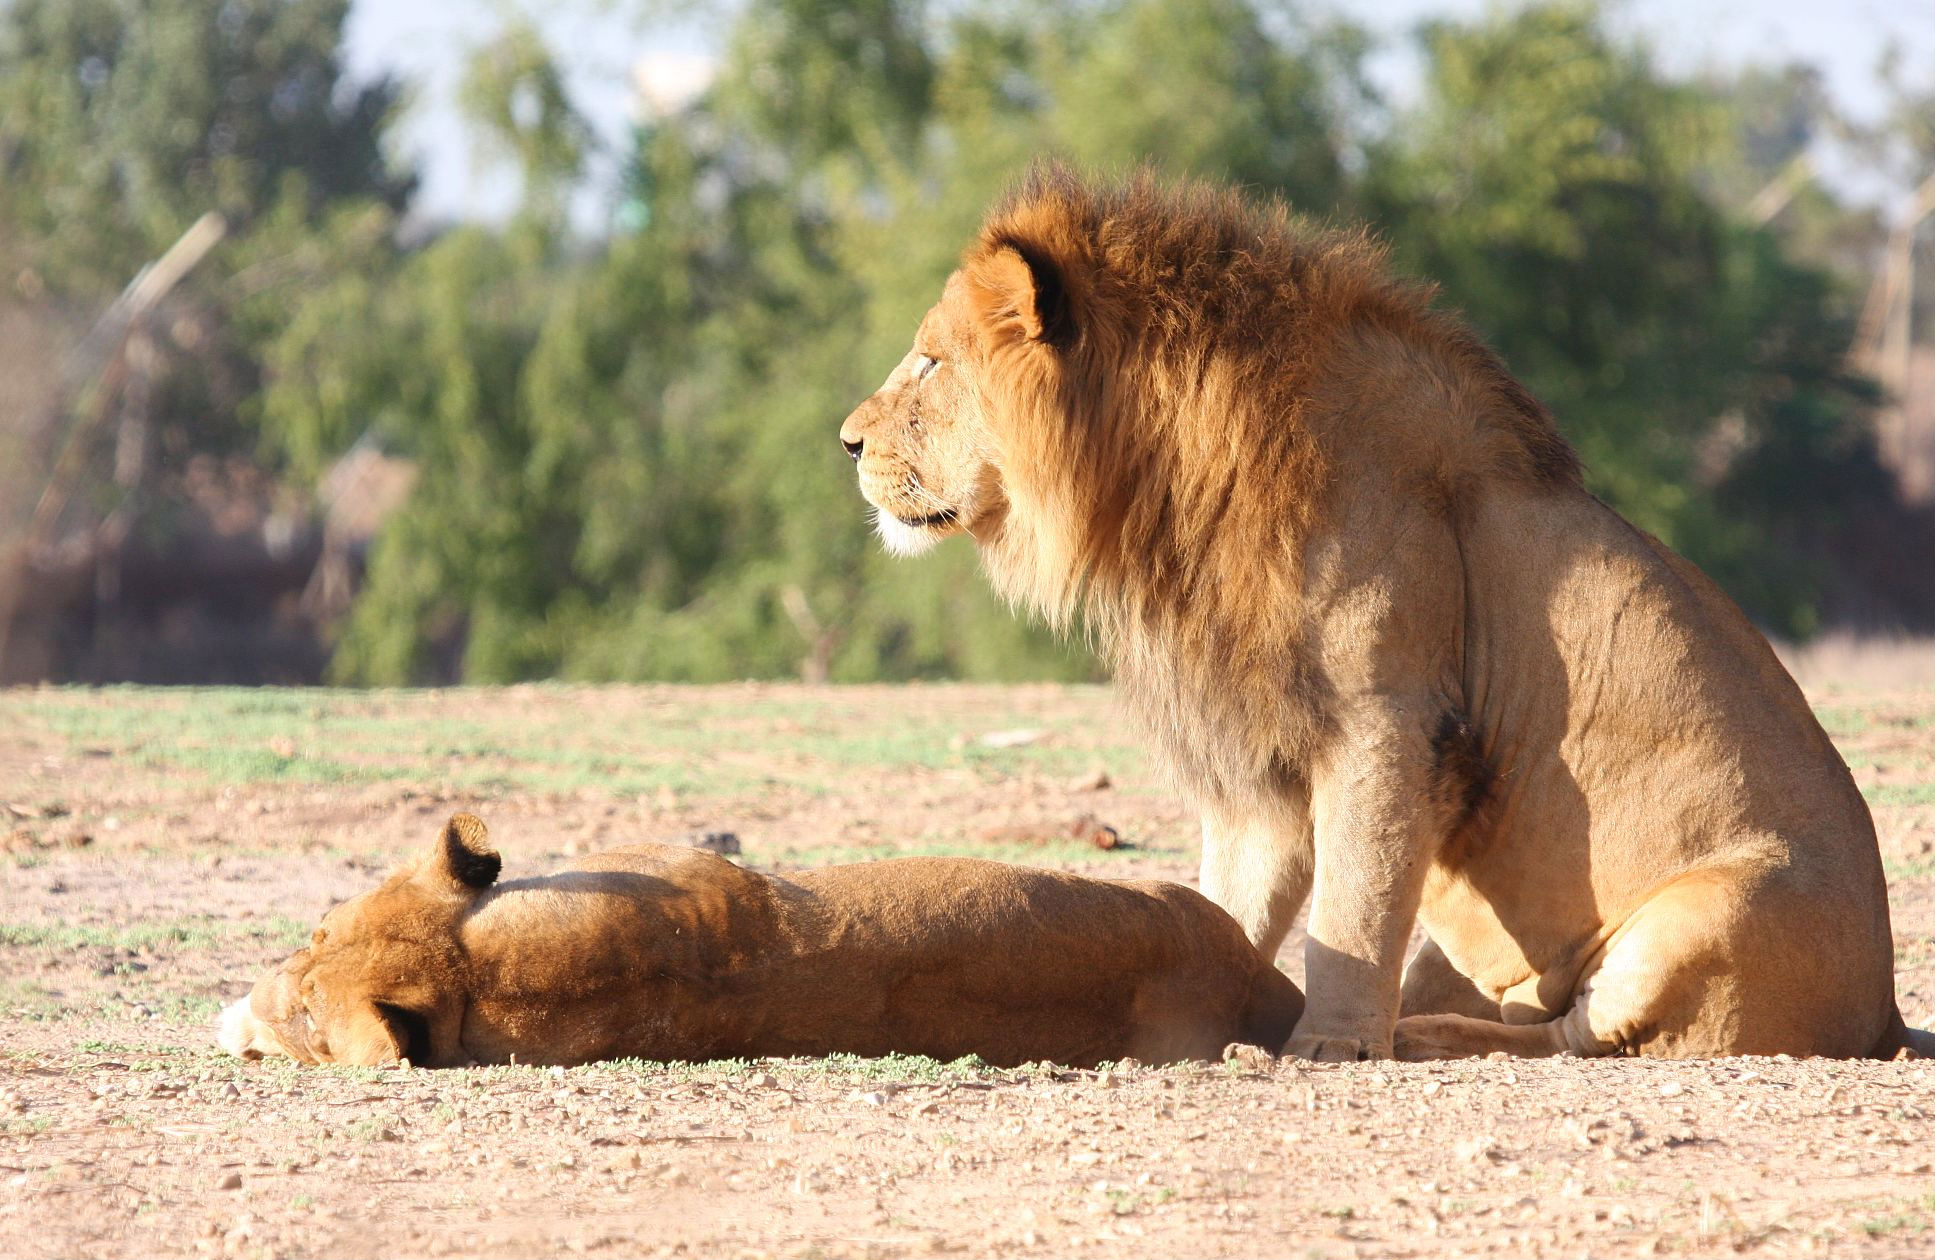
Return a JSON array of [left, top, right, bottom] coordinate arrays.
[[841, 435, 864, 462]]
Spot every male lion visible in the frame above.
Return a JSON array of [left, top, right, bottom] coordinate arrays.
[[839, 167, 1927, 1061], [218, 813, 1302, 1068]]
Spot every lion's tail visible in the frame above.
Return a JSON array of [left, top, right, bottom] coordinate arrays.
[[1868, 1002, 1935, 1061]]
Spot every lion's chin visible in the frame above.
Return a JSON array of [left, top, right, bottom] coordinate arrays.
[[873, 509, 950, 556]]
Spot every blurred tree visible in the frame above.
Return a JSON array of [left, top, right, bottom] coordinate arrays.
[[22, 0, 1902, 682], [0, 0, 409, 296], [1371, 1, 1885, 635], [0, 0, 413, 546], [458, 19, 595, 227]]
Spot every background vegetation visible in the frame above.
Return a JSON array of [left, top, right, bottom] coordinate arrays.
[[3, 0, 1930, 684]]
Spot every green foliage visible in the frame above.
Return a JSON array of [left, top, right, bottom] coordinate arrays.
[[1369, 2, 1884, 634], [0, 0, 407, 295], [290, 0, 1376, 683], [0, 0, 411, 550], [5, 0, 1910, 677], [457, 20, 594, 222]]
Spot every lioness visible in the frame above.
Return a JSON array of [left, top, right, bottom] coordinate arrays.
[[218, 814, 1303, 1068], [839, 166, 1928, 1061]]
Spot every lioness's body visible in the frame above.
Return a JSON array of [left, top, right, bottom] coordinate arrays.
[[839, 167, 1917, 1060], [219, 816, 1302, 1069]]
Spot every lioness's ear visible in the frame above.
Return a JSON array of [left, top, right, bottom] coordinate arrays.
[[335, 1001, 430, 1066], [426, 813, 501, 895], [971, 242, 1072, 347]]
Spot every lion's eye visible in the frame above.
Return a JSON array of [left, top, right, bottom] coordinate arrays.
[[915, 354, 939, 381]]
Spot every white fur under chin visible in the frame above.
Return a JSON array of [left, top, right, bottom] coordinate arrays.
[[873, 508, 943, 557]]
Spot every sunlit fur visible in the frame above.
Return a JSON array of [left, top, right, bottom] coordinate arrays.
[[840, 164, 1923, 1061], [861, 166, 1577, 814], [218, 813, 1305, 1069]]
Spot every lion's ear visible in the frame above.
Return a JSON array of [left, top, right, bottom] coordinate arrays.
[[424, 813, 501, 896], [971, 242, 1072, 348]]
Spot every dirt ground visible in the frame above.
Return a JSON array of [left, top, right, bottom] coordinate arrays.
[[1, 679, 1931, 1258]]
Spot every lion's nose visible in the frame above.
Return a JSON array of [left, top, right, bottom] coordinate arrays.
[[841, 435, 864, 463]]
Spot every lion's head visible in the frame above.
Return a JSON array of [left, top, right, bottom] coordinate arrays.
[[841, 169, 1579, 631], [836, 242, 1071, 564], [838, 167, 1371, 627]]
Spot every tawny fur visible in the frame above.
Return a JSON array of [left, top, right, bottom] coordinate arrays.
[[217, 814, 1304, 1069], [839, 165, 1920, 1061]]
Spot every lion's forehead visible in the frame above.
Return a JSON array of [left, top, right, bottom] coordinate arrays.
[[917, 275, 978, 350]]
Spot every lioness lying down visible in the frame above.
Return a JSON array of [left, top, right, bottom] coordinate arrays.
[[218, 814, 1303, 1069]]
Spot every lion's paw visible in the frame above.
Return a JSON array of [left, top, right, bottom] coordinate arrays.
[[1393, 1014, 1476, 1062], [1285, 1033, 1391, 1062]]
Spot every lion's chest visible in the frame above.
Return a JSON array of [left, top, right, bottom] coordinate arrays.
[[1112, 643, 1326, 815]]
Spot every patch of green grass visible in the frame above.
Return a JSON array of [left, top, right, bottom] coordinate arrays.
[[0, 915, 309, 953], [4, 984, 230, 1026], [575, 1051, 1000, 1085], [1886, 856, 1935, 882], [0, 980, 73, 1021], [3, 684, 1147, 802], [73, 1039, 204, 1063], [133, 744, 404, 786], [761, 838, 1156, 868], [346, 1112, 401, 1142], [130, 992, 227, 1023], [1861, 1215, 1916, 1238], [76, 1039, 159, 1055], [1815, 706, 1873, 738], [1866, 782, 1935, 808]]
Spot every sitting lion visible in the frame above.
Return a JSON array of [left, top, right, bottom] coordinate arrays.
[[218, 814, 1302, 1068], [839, 165, 1928, 1061]]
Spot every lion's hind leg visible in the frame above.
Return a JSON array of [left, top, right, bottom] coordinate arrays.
[[1400, 937, 1503, 1021], [1398, 864, 1890, 1061], [1394, 1012, 1569, 1059]]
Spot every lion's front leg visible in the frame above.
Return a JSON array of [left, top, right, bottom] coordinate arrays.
[[1198, 807, 1313, 967], [1288, 707, 1446, 1061]]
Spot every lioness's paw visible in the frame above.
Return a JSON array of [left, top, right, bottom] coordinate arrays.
[[1285, 1033, 1391, 1062], [1221, 1042, 1277, 1072]]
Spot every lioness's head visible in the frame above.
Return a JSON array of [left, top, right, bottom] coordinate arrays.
[[216, 814, 502, 1067], [838, 229, 1078, 560]]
